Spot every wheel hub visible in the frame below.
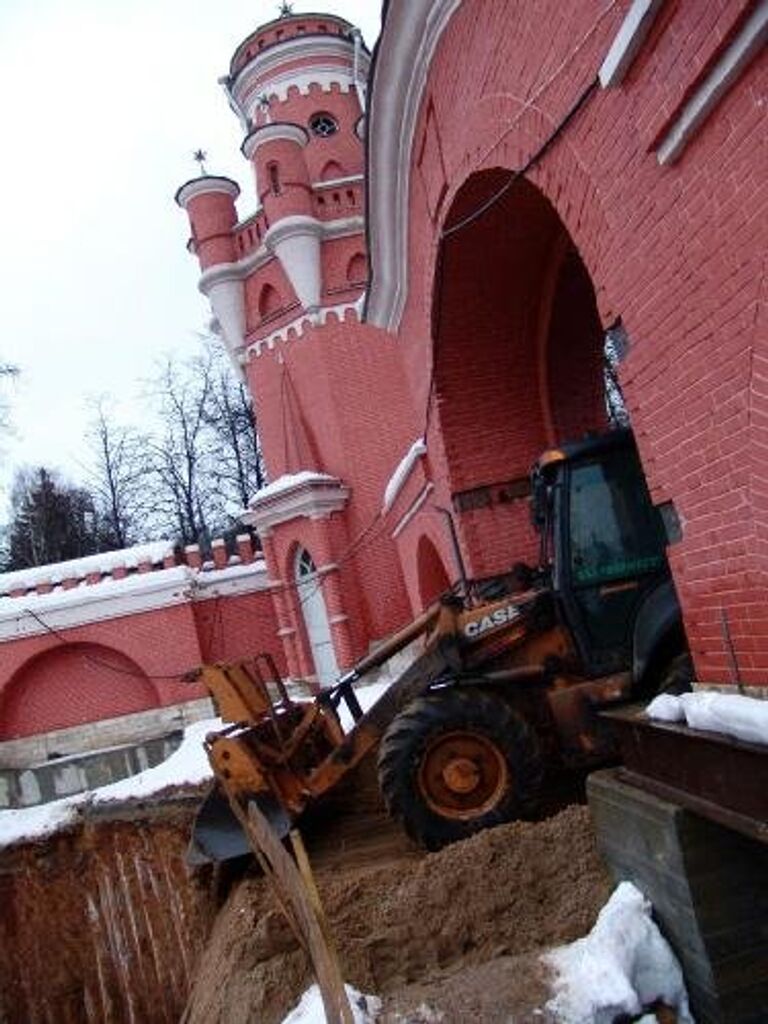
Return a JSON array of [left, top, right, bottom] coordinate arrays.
[[418, 730, 509, 820]]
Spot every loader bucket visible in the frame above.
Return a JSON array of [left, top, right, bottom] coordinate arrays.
[[187, 784, 293, 865]]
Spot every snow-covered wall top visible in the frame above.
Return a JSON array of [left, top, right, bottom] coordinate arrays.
[[0, 541, 176, 596]]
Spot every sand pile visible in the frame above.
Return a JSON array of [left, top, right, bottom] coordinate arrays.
[[183, 805, 611, 1023]]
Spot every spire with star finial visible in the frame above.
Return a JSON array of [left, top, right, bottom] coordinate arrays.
[[278, 2, 294, 18], [193, 149, 208, 176]]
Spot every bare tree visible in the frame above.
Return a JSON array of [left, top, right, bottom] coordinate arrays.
[[85, 399, 151, 549], [0, 362, 18, 436], [604, 325, 630, 428], [146, 355, 216, 546], [198, 341, 266, 512]]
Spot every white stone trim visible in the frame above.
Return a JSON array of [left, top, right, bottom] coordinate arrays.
[[392, 483, 435, 540], [364, 0, 463, 331], [245, 301, 361, 359], [198, 215, 364, 298], [656, 2, 768, 165], [175, 176, 240, 209], [242, 474, 349, 532], [231, 34, 369, 113], [264, 214, 323, 312], [241, 122, 308, 159], [598, 0, 664, 88], [0, 567, 195, 643], [243, 70, 357, 115], [191, 560, 271, 599], [383, 438, 427, 511], [312, 173, 364, 190]]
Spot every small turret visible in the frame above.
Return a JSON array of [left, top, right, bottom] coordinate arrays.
[[174, 176, 240, 270]]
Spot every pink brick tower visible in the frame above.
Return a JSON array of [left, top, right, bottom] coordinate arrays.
[[176, 11, 415, 686]]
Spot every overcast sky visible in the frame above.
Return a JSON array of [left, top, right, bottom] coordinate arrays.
[[0, 0, 381, 514]]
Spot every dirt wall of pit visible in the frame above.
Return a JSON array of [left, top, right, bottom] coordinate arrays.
[[0, 799, 215, 1024]]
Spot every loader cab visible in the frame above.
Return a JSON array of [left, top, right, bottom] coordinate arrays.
[[533, 430, 672, 678]]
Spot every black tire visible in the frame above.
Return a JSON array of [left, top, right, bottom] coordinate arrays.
[[377, 688, 543, 851], [658, 652, 694, 695]]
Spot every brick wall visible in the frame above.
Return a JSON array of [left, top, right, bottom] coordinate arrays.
[[391, 0, 767, 685]]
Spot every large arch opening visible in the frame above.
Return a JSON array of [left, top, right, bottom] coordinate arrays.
[[0, 644, 158, 740], [416, 534, 452, 608], [432, 171, 608, 579]]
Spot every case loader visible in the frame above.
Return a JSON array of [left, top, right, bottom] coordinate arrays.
[[190, 429, 690, 861]]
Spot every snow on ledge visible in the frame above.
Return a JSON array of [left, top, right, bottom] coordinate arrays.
[[0, 717, 221, 850], [0, 540, 176, 595], [544, 882, 693, 1023], [249, 471, 338, 505], [646, 690, 768, 746], [383, 438, 426, 511]]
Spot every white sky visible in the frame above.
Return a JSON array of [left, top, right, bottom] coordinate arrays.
[[0, 0, 382, 513]]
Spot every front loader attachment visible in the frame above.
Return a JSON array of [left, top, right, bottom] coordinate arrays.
[[188, 785, 292, 865]]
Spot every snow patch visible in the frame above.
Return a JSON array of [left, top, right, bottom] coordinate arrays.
[[249, 471, 337, 504], [646, 691, 768, 745], [92, 717, 219, 804], [383, 438, 426, 511], [544, 882, 692, 1023], [281, 984, 381, 1024], [0, 794, 86, 850], [337, 680, 392, 732], [0, 540, 175, 594], [0, 564, 192, 617], [0, 717, 221, 850]]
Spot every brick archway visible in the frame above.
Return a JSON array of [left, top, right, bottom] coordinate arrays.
[[431, 170, 607, 579], [0, 644, 159, 740]]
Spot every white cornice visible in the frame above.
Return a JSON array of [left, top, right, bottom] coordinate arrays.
[[231, 35, 368, 101], [364, 0, 463, 332], [175, 176, 240, 209], [197, 215, 364, 296], [241, 70, 358, 114], [241, 122, 308, 159], [0, 567, 195, 643], [264, 213, 323, 251], [245, 300, 362, 359], [312, 173, 363, 190], [242, 474, 349, 533]]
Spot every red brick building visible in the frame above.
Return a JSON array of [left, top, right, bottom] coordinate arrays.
[[176, 2, 768, 691], [1, 1, 764, 762]]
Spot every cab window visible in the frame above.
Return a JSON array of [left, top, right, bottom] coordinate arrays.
[[568, 454, 665, 585]]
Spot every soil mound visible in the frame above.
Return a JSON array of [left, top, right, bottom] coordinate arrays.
[[184, 805, 611, 1023]]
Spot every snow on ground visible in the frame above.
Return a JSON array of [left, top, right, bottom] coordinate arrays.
[[92, 717, 220, 804], [0, 794, 86, 850], [0, 674, 395, 850], [281, 984, 381, 1024], [337, 680, 392, 732], [543, 882, 692, 1024], [646, 690, 768, 746], [0, 717, 221, 850]]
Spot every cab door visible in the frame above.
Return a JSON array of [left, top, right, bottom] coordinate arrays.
[[558, 448, 669, 676]]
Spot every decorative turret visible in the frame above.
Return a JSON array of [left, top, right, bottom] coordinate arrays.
[[175, 8, 369, 364], [174, 176, 240, 270]]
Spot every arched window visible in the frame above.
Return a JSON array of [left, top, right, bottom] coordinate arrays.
[[294, 547, 339, 687], [267, 161, 281, 196], [258, 283, 282, 320], [319, 159, 345, 181]]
